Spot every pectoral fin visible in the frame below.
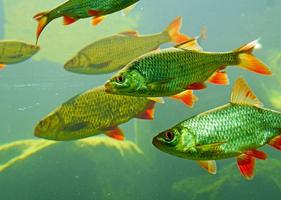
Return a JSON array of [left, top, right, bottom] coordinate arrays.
[[196, 160, 217, 174], [63, 16, 77, 25], [64, 121, 90, 132], [104, 127, 125, 141], [195, 142, 225, 151], [136, 102, 156, 120], [92, 16, 105, 26], [186, 82, 207, 90], [147, 78, 176, 89]]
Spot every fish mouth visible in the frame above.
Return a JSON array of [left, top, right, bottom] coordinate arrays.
[[104, 81, 117, 94], [152, 137, 160, 147]]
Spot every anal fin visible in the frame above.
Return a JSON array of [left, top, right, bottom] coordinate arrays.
[[196, 160, 217, 175], [92, 16, 105, 26], [63, 16, 77, 25], [105, 127, 125, 141], [172, 90, 198, 108], [269, 135, 281, 150], [237, 154, 255, 180], [208, 71, 229, 85]]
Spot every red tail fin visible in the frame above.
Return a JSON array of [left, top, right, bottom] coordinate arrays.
[[33, 11, 49, 45], [165, 17, 190, 44], [236, 40, 272, 75]]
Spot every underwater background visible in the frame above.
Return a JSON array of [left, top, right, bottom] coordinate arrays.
[[0, 0, 281, 199]]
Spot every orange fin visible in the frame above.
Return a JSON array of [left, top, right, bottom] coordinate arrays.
[[119, 30, 139, 36], [187, 82, 207, 90], [165, 16, 190, 44], [148, 97, 165, 104], [63, 16, 77, 25], [92, 16, 105, 26], [0, 64, 6, 70], [105, 127, 125, 141], [172, 90, 198, 108], [33, 11, 49, 45], [175, 39, 203, 51], [136, 102, 156, 120], [208, 71, 229, 85], [236, 40, 272, 75], [245, 149, 268, 160], [269, 135, 281, 150], [231, 78, 263, 107], [237, 154, 255, 180], [196, 160, 217, 175]]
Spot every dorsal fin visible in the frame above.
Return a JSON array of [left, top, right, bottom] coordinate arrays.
[[119, 30, 139, 37], [230, 78, 263, 107], [175, 39, 203, 51]]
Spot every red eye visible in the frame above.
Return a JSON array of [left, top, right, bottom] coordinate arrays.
[[115, 76, 124, 83], [164, 131, 174, 141]]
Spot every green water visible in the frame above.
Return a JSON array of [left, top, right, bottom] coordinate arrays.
[[0, 0, 281, 199]]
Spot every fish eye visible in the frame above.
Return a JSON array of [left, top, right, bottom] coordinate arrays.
[[115, 75, 125, 83], [163, 130, 174, 141]]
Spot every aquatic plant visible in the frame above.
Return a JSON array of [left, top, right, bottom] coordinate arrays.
[[2, 0, 141, 63], [0, 137, 143, 173], [172, 159, 281, 200]]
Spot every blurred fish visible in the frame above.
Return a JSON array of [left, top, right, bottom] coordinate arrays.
[[0, 40, 39, 70], [153, 78, 281, 180], [64, 17, 193, 75], [33, 0, 139, 44], [34, 86, 159, 141], [105, 40, 271, 107]]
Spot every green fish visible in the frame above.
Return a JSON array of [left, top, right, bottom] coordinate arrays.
[[0, 40, 39, 70], [33, 0, 139, 43], [64, 17, 191, 75], [153, 78, 281, 180], [34, 86, 159, 141], [105, 40, 271, 107]]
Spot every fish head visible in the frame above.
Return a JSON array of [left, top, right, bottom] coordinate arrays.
[[153, 125, 196, 158], [34, 111, 64, 140], [64, 55, 84, 72], [105, 69, 148, 96]]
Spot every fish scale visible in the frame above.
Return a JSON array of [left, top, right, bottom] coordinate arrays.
[[34, 87, 153, 141]]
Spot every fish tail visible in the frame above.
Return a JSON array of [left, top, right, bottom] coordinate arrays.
[[235, 40, 272, 75], [33, 11, 50, 45], [165, 17, 190, 44]]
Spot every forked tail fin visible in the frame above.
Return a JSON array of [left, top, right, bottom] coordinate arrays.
[[236, 40, 272, 75], [164, 17, 190, 44], [33, 11, 50, 45]]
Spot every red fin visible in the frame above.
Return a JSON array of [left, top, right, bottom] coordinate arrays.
[[92, 16, 105, 26], [136, 102, 156, 120], [63, 16, 77, 25], [245, 149, 267, 160], [0, 64, 5, 70], [165, 17, 190, 44], [105, 127, 125, 141], [237, 154, 255, 180], [208, 71, 229, 85], [237, 40, 272, 75], [88, 10, 101, 16], [269, 135, 281, 150], [33, 11, 49, 45], [172, 90, 198, 108], [187, 82, 207, 90], [196, 160, 217, 175]]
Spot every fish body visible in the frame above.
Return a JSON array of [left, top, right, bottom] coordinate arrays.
[[105, 40, 271, 107], [34, 86, 156, 141], [0, 40, 39, 68], [64, 17, 190, 74], [153, 78, 281, 179], [34, 0, 139, 43]]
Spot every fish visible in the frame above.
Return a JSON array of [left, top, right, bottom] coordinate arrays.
[[34, 86, 159, 141], [152, 78, 281, 180], [105, 40, 272, 107], [0, 40, 40, 69], [64, 17, 192, 75], [33, 0, 139, 44]]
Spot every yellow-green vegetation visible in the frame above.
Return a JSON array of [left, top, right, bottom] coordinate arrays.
[[172, 159, 281, 200], [0, 137, 142, 173], [3, 0, 140, 64]]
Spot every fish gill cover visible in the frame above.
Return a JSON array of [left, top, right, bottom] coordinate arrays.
[[2, 0, 141, 64]]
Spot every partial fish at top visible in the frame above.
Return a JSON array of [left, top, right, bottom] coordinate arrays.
[[64, 17, 202, 75], [33, 0, 139, 44]]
